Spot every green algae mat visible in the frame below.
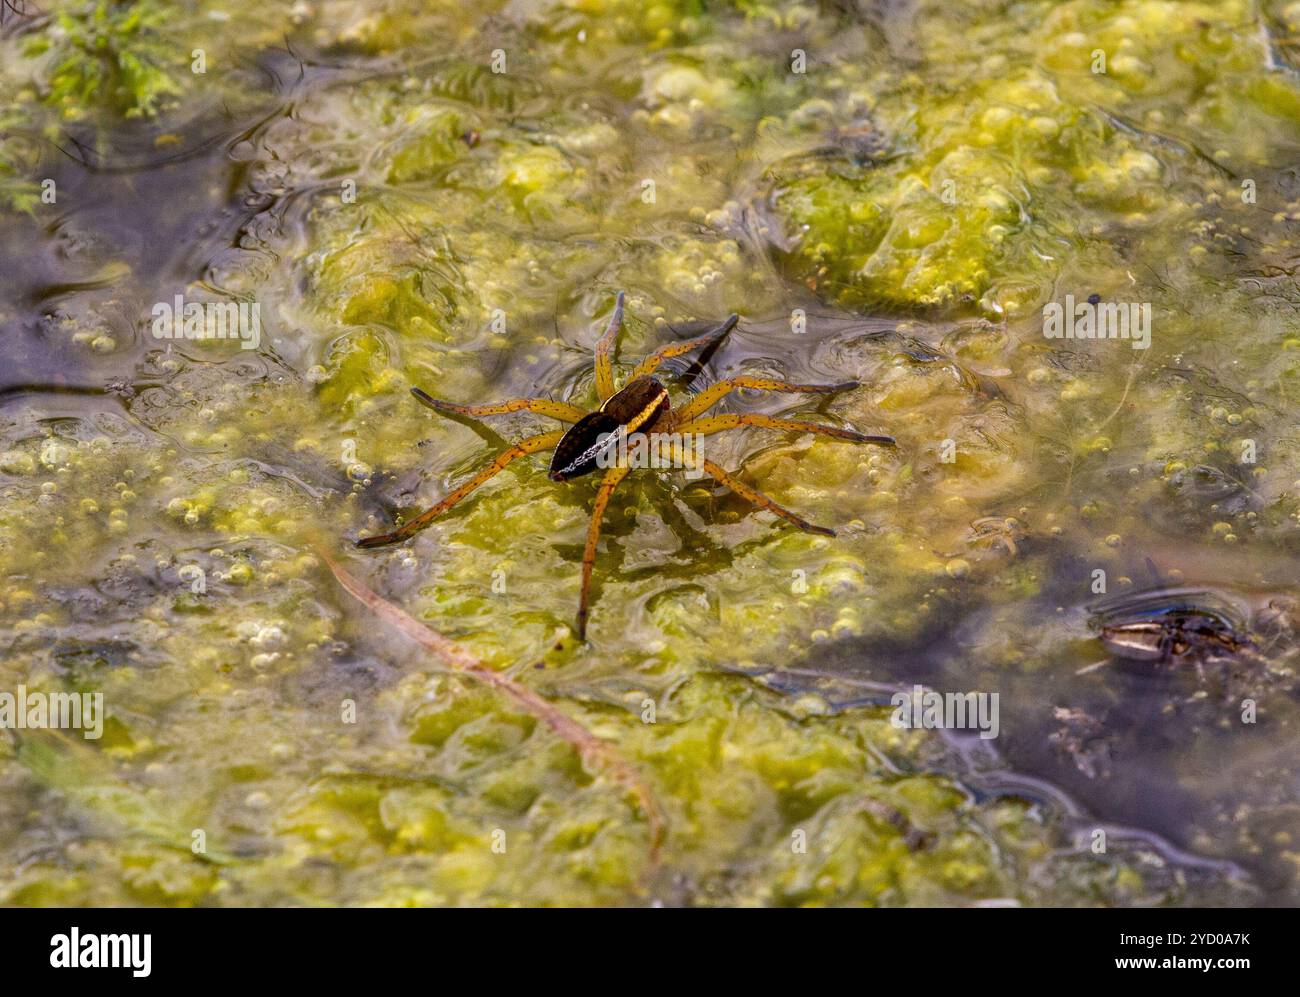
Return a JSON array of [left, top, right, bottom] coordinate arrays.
[[1, 0, 1299, 907]]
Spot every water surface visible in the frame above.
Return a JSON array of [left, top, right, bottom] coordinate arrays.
[[1, 0, 1298, 906]]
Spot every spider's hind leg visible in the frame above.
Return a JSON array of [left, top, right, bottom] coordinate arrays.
[[696, 458, 835, 536]]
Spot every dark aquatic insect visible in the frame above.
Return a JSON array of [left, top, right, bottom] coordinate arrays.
[[1088, 588, 1248, 664], [1166, 463, 1244, 502], [357, 291, 896, 638]]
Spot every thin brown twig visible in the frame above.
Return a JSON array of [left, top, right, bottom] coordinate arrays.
[[314, 543, 666, 877]]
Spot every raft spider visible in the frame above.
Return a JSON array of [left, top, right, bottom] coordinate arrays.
[[357, 292, 895, 638]]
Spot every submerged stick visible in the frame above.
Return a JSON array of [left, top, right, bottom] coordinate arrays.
[[314, 544, 666, 874]]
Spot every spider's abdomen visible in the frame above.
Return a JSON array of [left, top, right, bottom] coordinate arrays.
[[548, 376, 669, 481]]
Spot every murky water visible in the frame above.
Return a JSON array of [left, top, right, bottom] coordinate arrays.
[[2, 0, 1300, 906]]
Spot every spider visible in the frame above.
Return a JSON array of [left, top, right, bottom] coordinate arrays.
[[356, 292, 896, 638]]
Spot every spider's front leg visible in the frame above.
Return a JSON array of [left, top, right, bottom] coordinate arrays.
[[356, 430, 565, 548], [676, 412, 896, 446], [575, 464, 631, 639], [630, 313, 738, 381], [669, 375, 860, 427]]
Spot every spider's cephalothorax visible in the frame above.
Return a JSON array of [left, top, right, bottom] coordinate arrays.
[[357, 291, 896, 638]]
